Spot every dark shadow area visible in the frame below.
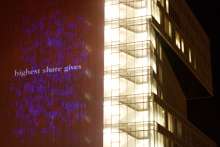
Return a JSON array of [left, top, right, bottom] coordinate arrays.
[[183, 1, 220, 146]]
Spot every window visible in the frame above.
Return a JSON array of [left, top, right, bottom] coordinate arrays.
[[168, 22, 172, 38], [175, 32, 181, 49], [166, 0, 169, 13], [164, 17, 172, 38], [157, 133, 165, 147], [152, 0, 161, 24], [156, 104, 165, 127], [181, 39, 184, 53], [168, 113, 174, 133], [189, 49, 192, 63]]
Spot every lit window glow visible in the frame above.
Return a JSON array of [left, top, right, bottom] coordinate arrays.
[[104, 0, 165, 146], [175, 32, 181, 49], [181, 39, 185, 53], [168, 113, 174, 133], [152, 1, 161, 24], [166, 0, 169, 13], [164, 17, 172, 38], [189, 49, 192, 63]]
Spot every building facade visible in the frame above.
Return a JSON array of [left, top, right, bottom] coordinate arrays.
[[103, 0, 216, 147], [0, 0, 217, 147]]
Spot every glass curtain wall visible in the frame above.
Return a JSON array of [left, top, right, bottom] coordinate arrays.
[[104, 0, 164, 147]]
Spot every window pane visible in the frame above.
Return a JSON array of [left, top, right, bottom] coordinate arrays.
[[168, 113, 174, 133], [175, 32, 181, 49], [189, 49, 192, 63], [181, 39, 184, 53]]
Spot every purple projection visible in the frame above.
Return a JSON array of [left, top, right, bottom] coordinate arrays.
[[10, 11, 92, 146]]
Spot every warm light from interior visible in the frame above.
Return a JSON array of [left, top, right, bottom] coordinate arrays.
[[104, 0, 164, 146], [189, 48, 192, 63]]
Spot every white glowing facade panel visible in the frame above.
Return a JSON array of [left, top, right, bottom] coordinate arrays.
[[104, 0, 165, 147]]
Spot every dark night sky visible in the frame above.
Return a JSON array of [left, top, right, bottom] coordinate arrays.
[[185, 0, 220, 146]]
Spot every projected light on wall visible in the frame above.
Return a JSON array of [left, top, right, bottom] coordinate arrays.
[[10, 11, 91, 146]]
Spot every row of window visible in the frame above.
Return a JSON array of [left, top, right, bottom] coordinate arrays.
[[166, 109, 212, 147], [152, 90, 213, 147], [162, 6, 197, 70], [175, 30, 196, 69]]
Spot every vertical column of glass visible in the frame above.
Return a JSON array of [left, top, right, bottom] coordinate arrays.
[[104, 0, 163, 147]]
